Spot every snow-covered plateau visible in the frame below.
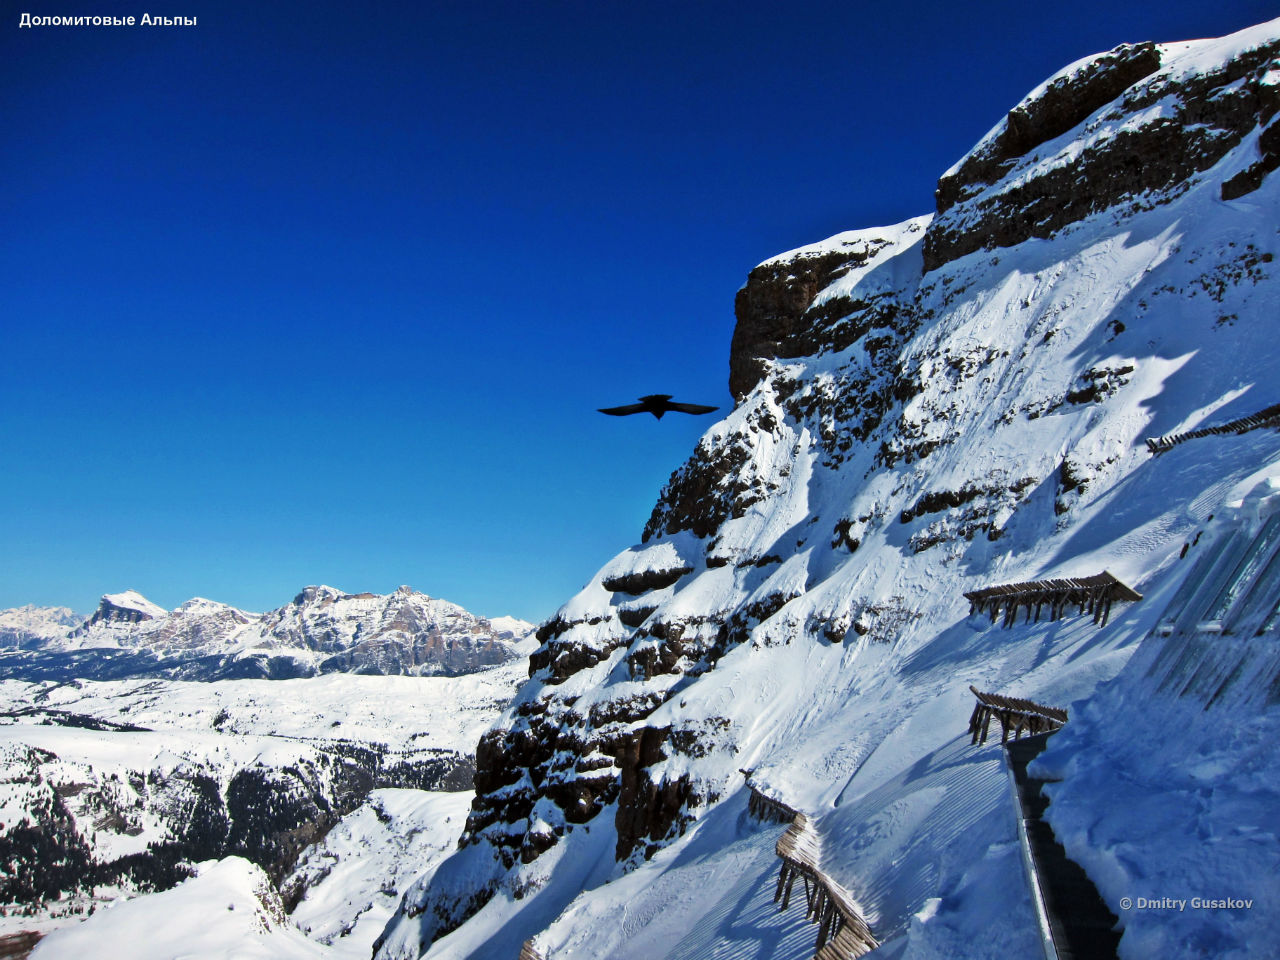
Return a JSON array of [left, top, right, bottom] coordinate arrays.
[[7, 16, 1280, 960]]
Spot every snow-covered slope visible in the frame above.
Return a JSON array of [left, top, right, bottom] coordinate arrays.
[[0, 585, 533, 680], [1035, 482, 1280, 959], [377, 19, 1280, 960], [288, 789, 473, 958], [29, 857, 328, 960]]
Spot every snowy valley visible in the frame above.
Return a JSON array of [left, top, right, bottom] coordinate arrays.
[[4, 16, 1280, 960], [0, 589, 534, 958]]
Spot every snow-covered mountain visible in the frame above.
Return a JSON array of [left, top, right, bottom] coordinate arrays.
[[0, 605, 81, 649], [376, 19, 1280, 960], [0, 585, 533, 681]]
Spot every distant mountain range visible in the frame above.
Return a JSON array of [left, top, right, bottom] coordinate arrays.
[[0, 586, 534, 681]]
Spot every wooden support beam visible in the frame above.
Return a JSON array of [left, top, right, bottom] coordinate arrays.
[[816, 900, 833, 949], [968, 702, 986, 743]]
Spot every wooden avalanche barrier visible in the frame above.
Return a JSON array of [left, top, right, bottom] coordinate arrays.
[[747, 783, 799, 824], [964, 571, 1141, 629], [1145, 401, 1280, 454], [773, 812, 878, 959], [518, 939, 545, 960], [968, 685, 1067, 745]]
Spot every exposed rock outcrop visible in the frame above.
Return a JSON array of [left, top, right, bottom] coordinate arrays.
[[934, 42, 1164, 214], [78, 590, 165, 629], [923, 35, 1280, 270]]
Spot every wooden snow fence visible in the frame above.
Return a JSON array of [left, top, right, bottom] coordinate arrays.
[[969, 686, 1068, 745], [518, 940, 545, 960], [1145, 402, 1280, 455], [748, 783, 799, 824], [964, 571, 1141, 629], [774, 812, 879, 959]]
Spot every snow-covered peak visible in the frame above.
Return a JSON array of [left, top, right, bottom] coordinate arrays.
[[1156, 15, 1280, 82], [291, 584, 344, 606], [173, 596, 255, 617], [756, 215, 931, 270], [487, 615, 530, 636], [100, 590, 167, 620], [939, 42, 1156, 182], [929, 17, 1280, 270]]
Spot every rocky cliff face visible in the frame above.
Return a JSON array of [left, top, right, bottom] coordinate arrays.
[[377, 20, 1280, 959], [1, 586, 532, 681], [923, 34, 1280, 271], [75, 590, 167, 631]]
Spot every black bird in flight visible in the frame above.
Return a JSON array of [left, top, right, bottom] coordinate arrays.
[[598, 394, 720, 420]]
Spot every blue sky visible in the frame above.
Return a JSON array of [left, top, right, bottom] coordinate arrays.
[[1, 0, 1274, 623]]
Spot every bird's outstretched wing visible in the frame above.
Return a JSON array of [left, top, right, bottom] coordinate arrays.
[[665, 402, 720, 416], [598, 402, 649, 416]]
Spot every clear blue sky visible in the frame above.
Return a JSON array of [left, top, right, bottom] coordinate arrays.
[[1, 0, 1274, 623]]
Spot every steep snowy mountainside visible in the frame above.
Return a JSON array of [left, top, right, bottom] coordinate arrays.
[[287, 789, 473, 959], [377, 18, 1280, 960], [1034, 481, 1280, 959], [1, 584, 533, 680], [0, 605, 80, 649]]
